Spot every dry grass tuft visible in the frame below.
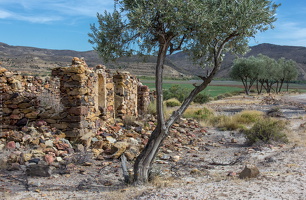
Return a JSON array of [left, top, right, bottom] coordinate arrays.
[[183, 106, 215, 121], [207, 110, 265, 131], [232, 110, 264, 124]]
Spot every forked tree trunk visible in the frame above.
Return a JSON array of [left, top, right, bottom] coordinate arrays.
[[133, 35, 230, 184]]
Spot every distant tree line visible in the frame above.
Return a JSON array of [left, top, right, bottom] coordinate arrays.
[[230, 54, 298, 95]]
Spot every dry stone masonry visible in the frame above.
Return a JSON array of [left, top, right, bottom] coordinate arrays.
[[0, 57, 150, 139]]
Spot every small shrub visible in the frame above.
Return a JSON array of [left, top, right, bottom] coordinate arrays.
[[183, 107, 214, 120], [219, 120, 245, 131], [209, 115, 228, 126], [215, 94, 226, 100], [223, 93, 232, 97], [193, 93, 210, 104], [243, 118, 288, 145], [209, 115, 244, 131], [230, 90, 244, 96], [165, 98, 181, 107], [147, 100, 167, 116], [209, 110, 263, 131], [163, 85, 190, 102], [147, 101, 157, 115], [233, 110, 264, 124]]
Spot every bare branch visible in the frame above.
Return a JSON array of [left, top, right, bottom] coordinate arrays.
[[169, 35, 186, 55]]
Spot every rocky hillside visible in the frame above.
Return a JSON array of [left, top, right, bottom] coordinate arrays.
[[0, 42, 306, 80], [168, 43, 306, 80]]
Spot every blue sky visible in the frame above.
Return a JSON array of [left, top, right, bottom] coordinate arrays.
[[0, 0, 305, 51]]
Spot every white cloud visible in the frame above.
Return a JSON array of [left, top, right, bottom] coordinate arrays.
[[0, 0, 114, 23], [0, 9, 62, 23], [49, 0, 115, 17], [276, 22, 306, 39], [251, 18, 306, 47], [0, 9, 12, 19]]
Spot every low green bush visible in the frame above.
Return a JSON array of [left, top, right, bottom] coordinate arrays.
[[243, 118, 288, 145], [165, 98, 181, 107], [163, 85, 190, 102], [193, 93, 210, 104], [183, 107, 214, 120]]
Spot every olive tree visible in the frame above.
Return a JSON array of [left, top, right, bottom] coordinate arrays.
[[230, 56, 260, 95], [256, 54, 278, 93], [89, 0, 279, 184], [276, 57, 298, 92]]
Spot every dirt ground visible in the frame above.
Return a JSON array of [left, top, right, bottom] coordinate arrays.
[[1, 93, 306, 200]]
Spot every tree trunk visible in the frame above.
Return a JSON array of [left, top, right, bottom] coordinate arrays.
[[275, 81, 279, 94], [133, 35, 228, 184], [278, 79, 284, 93], [133, 36, 170, 184], [241, 77, 249, 95], [133, 126, 166, 183]]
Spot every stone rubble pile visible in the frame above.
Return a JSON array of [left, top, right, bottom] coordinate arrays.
[[0, 113, 210, 177]]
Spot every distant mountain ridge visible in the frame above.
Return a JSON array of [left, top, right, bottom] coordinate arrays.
[[0, 42, 305, 80]]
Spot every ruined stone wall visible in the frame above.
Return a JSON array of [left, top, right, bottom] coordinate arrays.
[[113, 72, 139, 119], [51, 57, 102, 138], [95, 65, 115, 121], [137, 84, 150, 116], [0, 58, 150, 139], [0, 66, 61, 131]]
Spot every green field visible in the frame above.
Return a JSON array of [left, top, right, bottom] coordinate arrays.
[[141, 80, 244, 97], [141, 79, 306, 97]]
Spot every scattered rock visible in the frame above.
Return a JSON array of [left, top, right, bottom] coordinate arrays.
[[45, 153, 55, 165], [111, 142, 128, 158], [26, 164, 52, 177], [171, 155, 180, 162], [227, 171, 237, 177], [6, 141, 16, 150], [239, 165, 260, 179], [7, 162, 20, 171]]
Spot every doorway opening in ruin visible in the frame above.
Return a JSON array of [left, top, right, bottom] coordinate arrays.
[[98, 74, 106, 116]]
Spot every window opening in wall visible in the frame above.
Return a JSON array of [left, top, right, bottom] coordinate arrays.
[[98, 74, 106, 116]]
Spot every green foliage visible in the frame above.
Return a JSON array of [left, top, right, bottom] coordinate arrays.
[[183, 107, 214, 121], [143, 81, 243, 98], [164, 98, 181, 107], [163, 85, 211, 104], [230, 56, 261, 94], [209, 110, 264, 131], [235, 110, 264, 124], [243, 118, 288, 145], [163, 85, 190, 102], [89, 0, 279, 65], [230, 54, 299, 94], [193, 93, 210, 104]]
